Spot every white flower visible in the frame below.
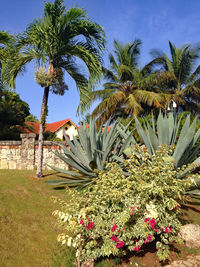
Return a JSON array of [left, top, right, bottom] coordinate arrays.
[[67, 237, 72, 247]]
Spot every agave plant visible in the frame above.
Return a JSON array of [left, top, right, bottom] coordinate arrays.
[[133, 111, 200, 166], [46, 118, 135, 189], [133, 111, 200, 196]]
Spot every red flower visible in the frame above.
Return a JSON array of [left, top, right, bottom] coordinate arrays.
[[144, 218, 150, 222], [118, 229, 121, 233], [147, 235, 152, 241], [111, 235, 119, 242], [165, 227, 169, 234], [133, 245, 140, 251], [150, 218, 156, 229], [112, 224, 118, 232], [116, 241, 124, 248], [80, 220, 84, 225], [144, 239, 147, 244], [86, 222, 94, 229], [173, 206, 178, 210]]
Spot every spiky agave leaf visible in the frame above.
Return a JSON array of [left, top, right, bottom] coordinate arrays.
[[46, 118, 133, 188]]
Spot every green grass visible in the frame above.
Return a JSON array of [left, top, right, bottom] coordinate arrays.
[[0, 170, 75, 267]]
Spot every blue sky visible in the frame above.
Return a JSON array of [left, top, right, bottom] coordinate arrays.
[[1, 0, 200, 124]]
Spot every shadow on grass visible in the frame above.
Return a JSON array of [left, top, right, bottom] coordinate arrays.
[[53, 186, 66, 190], [42, 172, 60, 177]]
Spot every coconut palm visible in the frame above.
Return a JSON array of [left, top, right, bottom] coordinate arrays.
[[2, 0, 105, 177], [91, 40, 170, 124], [149, 41, 200, 113]]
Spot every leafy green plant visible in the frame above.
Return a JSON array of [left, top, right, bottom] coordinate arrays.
[[134, 111, 200, 167], [46, 119, 135, 189], [52, 146, 198, 263]]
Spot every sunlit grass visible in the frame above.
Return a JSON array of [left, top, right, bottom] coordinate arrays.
[[0, 170, 75, 267]]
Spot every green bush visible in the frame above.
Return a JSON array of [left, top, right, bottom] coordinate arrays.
[[52, 146, 199, 263]]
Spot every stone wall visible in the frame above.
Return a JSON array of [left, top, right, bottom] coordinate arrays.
[[0, 134, 69, 170]]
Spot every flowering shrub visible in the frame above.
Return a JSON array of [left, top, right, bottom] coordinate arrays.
[[52, 146, 198, 263]]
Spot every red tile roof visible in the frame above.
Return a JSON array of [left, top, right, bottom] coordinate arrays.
[[24, 119, 75, 134], [77, 124, 112, 133], [77, 124, 90, 130]]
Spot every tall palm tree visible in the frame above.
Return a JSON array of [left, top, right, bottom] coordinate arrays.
[[91, 40, 169, 124], [2, 0, 105, 177], [149, 41, 200, 113]]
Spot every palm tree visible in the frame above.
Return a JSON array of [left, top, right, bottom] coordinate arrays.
[[91, 40, 169, 124], [2, 0, 105, 177], [149, 41, 200, 113]]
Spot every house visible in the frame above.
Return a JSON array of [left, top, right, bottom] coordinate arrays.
[[25, 119, 78, 140]]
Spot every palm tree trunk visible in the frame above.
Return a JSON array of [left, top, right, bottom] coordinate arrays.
[[36, 86, 49, 178]]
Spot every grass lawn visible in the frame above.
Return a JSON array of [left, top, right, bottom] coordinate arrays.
[[0, 170, 75, 267], [0, 170, 200, 267]]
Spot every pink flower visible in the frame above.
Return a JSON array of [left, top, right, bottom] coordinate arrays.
[[118, 229, 121, 233], [173, 206, 178, 210], [80, 220, 84, 225], [133, 245, 140, 251], [147, 235, 152, 241], [150, 218, 156, 225], [86, 222, 94, 229], [170, 227, 172, 231], [155, 229, 159, 232], [132, 212, 135, 215], [165, 227, 169, 234], [144, 239, 147, 244], [112, 224, 118, 232], [130, 207, 134, 210], [116, 241, 124, 248], [89, 236, 93, 239], [111, 235, 119, 242], [144, 218, 149, 222], [150, 218, 156, 230]]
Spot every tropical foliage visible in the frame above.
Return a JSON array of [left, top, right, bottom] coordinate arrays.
[[47, 118, 135, 189], [134, 112, 200, 168], [53, 146, 197, 264], [1, 0, 105, 177], [150, 41, 200, 113], [90, 40, 173, 124], [0, 31, 14, 89], [0, 90, 30, 140]]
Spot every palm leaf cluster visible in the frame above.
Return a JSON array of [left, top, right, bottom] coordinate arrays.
[[91, 40, 174, 124], [90, 40, 200, 124], [150, 41, 200, 113], [1, 0, 105, 112]]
